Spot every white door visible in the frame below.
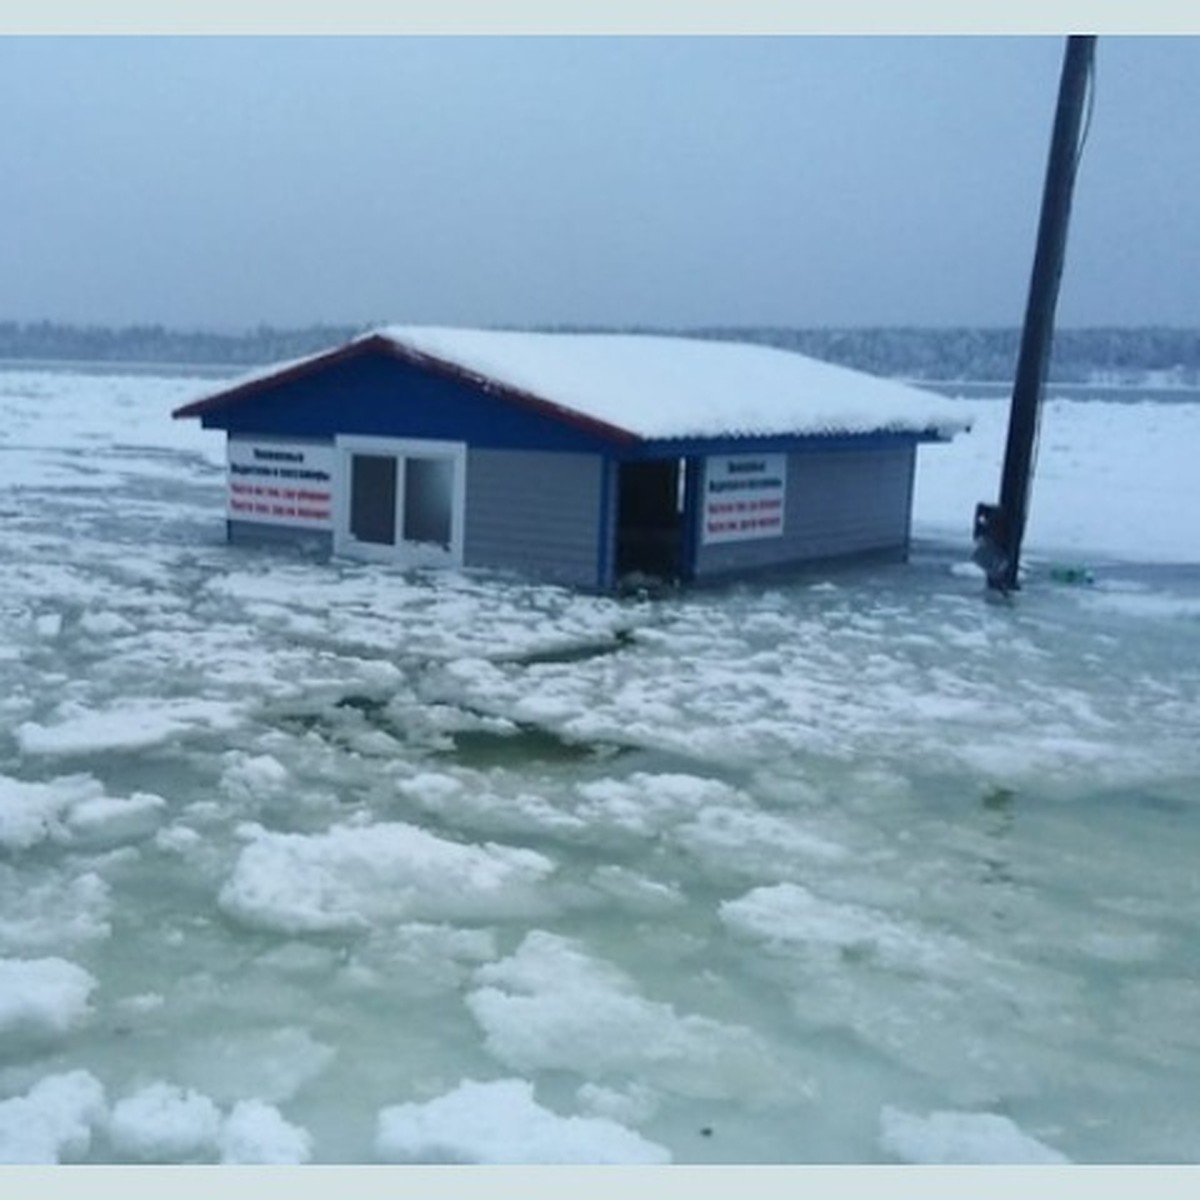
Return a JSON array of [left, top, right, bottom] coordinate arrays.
[[333, 436, 466, 566]]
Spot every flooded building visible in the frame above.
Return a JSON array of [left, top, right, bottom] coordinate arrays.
[[172, 327, 968, 590]]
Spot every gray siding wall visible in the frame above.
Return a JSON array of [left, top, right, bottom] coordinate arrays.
[[463, 448, 604, 589], [693, 445, 916, 580]]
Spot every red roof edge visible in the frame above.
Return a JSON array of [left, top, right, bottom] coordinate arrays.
[[171, 333, 640, 446]]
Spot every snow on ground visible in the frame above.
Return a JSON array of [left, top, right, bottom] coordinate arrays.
[[1, 365, 1199, 1163], [914, 393, 1200, 563]]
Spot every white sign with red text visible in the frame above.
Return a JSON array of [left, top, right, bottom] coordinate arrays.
[[702, 453, 786, 545], [227, 440, 334, 529]]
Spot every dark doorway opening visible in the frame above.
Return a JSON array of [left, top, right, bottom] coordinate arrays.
[[616, 459, 683, 583], [349, 453, 397, 545]]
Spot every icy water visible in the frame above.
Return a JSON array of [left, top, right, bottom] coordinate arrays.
[[1, 367, 1199, 1164]]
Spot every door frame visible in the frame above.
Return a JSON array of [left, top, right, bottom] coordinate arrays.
[[332, 435, 467, 566], [613, 456, 686, 583]]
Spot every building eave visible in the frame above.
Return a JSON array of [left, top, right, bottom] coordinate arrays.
[[172, 333, 642, 448], [614, 426, 960, 461]]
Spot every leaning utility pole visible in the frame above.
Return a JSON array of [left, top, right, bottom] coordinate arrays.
[[973, 35, 1096, 593]]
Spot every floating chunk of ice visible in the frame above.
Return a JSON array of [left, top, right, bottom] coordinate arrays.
[[0, 870, 111, 954], [34, 613, 63, 639], [674, 806, 849, 874], [17, 698, 243, 757], [375, 1078, 670, 1164], [0, 774, 101, 851], [217, 1099, 313, 1164], [219, 752, 290, 802], [0, 1070, 106, 1164], [219, 821, 556, 934], [879, 1105, 1069, 1164], [720, 882, 966, 977], [467, 931, 786, 1100], [0, 957, 96, 1041], [106, 1082, 223, 1162], [576, 1081, 661, 1125], [64, 792, 166, 848], [79, 610, 136, 637], [170, 1026, 337, 1105], [573, 773, 745, 839], [0, 775, 166, 853]]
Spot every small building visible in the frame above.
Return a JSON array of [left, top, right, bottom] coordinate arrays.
[[172, 327, 968, 591]]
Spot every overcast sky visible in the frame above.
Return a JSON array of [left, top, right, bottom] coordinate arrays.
[[2, 35, 1197, 332]]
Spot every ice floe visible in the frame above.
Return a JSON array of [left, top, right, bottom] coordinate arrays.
[[0, 1070, 106, 1163], [467, 931, 791, 1101], [375, 1078, 670, 1164], [0, 957, 95, 1042], [0, 773, 167, 853], [106, 1082, 223, 1162], [0, 870, 112, 953], [217, 1098, 313, 1164], [17, 698, 244, 757], [104, 1080, 307, 1163], [219, 821, 557, 933], [879, 1104, 1069, 1164]]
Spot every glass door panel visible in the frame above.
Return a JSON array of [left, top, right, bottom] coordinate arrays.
[[402, 456, 455, 550], [349, 453, 397, 545]]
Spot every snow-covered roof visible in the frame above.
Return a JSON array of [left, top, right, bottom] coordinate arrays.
[[178, 326, 970, 442]]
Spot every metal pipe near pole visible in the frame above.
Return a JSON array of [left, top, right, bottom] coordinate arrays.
[[973, 35, 1097, 593]]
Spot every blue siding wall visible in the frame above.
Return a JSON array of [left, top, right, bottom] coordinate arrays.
[[200, 354, 615, 455], [463, 448, 605, 589], [693, 445, 916, 580]]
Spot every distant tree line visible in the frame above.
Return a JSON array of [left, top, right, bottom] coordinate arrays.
[[1, 319, 1198, 384], [688, 326, 1200, 384], [0, 320, 365, 368]]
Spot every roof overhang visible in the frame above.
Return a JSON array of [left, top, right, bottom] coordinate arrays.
[[172, 334, 641, 447], [172, 329, 970, 449], [614, 427, 955, 462]]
